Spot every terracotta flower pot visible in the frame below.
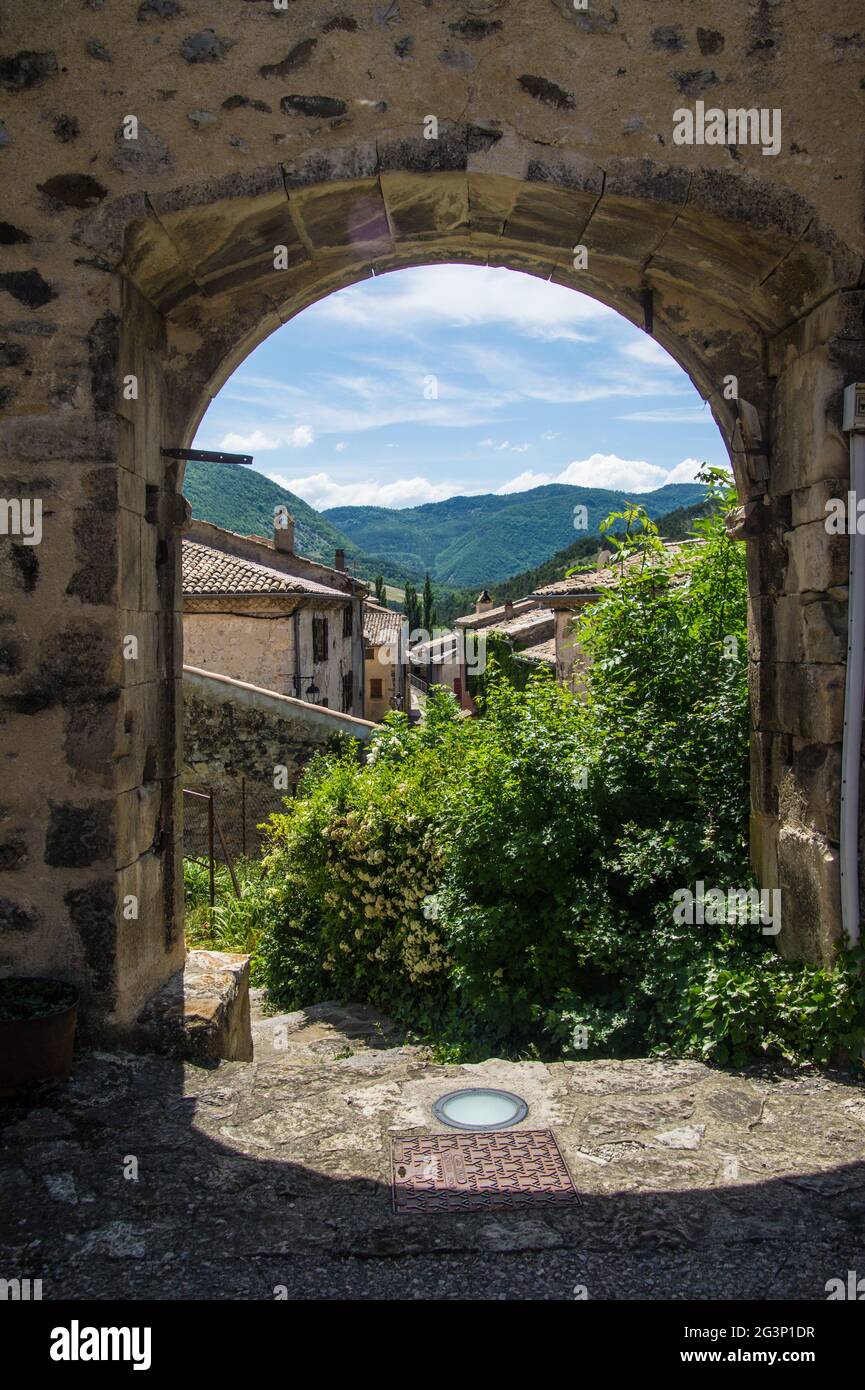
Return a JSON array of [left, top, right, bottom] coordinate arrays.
[[0, 978, 79, 1098]]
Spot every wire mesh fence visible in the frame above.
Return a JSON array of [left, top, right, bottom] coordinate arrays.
[[183, 777, 289, 865]]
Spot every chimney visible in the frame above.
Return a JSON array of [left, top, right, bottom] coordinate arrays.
[[334, 548, 346, 572], [504, 599, 514, 621], [475, 588, 493, 616], [274, 505, 294, 554]]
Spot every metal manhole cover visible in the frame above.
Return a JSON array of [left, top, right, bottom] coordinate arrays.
[[391, 1128, 580, 1213]]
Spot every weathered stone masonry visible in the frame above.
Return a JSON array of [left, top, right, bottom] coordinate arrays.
[[183, 663, 377, 856], [0, 0, 863, 1033]]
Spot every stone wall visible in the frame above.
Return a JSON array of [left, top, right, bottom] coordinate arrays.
[[0, 0, 863, 1032], [183, 664, 377, 853]]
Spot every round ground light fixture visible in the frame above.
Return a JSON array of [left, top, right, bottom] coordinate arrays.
[[432, 1087, 528, 1131]]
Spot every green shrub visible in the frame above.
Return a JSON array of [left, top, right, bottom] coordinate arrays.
[[258, 700, 459, 1026], [250, 472, 864, 1069], [183, 856, 274, 982], [672, 948, 865, 1068]]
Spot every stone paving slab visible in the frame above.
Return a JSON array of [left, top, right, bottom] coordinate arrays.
[[2, 1002, 864, 1300]]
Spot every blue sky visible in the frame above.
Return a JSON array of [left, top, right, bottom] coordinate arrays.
[[195, 264, 729, 511]]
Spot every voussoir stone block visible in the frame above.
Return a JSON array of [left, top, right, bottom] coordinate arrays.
[[381, 171, 470, 241]]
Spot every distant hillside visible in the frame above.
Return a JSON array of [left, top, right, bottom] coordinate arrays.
[[433, 495, 714, 625], [181, 461, 417, 587], [325, 482, 706, 588], [652, 496, 714, 538]]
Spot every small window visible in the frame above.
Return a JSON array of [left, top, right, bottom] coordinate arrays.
[[343, 604, 353, 639], [342, 670, 354, 713], [370, 678, 383, 700], [312, 616, 329, 664]]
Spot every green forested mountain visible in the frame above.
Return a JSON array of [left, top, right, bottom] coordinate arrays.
[[651, 495, 715, 538], [182, 461, 356, 562], [432, 496, 713, 625], [181, 461, 416, 586], [182, 462, 707, 600], [324, 482, 706, 587]]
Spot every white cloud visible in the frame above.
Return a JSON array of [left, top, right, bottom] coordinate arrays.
[[497, 470, 554, 494], [482, 439, 533, 453], [498, 453, 720, 496], [665, 457, 715, 484], [621, 338, 680, 369], [556, 453, 668, 491], [314, 264, 616, 337], [219, 425, 314, 452], [219, 429, 280, 452], [269, 471, 482, 511], [522, 325, 596, 343], [335, 442, 348, 452], [225, 366, 512, 435], [618, 408, 714, 424]]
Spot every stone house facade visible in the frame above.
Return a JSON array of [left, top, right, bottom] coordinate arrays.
[[183, 518, 366, 716], [362, 601, 408, 723], [532, 542, 703, 692]]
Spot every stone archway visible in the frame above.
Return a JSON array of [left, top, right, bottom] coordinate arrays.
[[1, 1, 863, 1036]]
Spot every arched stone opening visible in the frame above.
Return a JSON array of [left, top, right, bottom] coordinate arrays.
[[3, 114, 863, 1037], [99, 144, 859, 1016]]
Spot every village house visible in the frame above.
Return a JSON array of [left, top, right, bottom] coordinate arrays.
[[532, 541, 703, 692], [182, 512, 366, 716], [411, 592, 555, 710], [363, 600, 409, 723], [408, 629, 462, 703], [529, 568, 616, 693]]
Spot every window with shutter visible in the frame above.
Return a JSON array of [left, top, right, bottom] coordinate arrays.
[[342, 670, 354, 712], [312, 616, 328, 664]]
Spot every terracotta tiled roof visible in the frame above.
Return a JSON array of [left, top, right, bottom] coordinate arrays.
[[453, 597, 539, 629], [532, 541, 704, 599], [363, 601, 403, 645], [531, 568, 621, 598], [183, 518, 367, 592], [515, 637, 557, 667], [486, 606, 555, 641], [182, 539, 347, 598]]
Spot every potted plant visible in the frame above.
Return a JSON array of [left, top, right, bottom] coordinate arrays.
[[0, 977, 79, 1097]]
